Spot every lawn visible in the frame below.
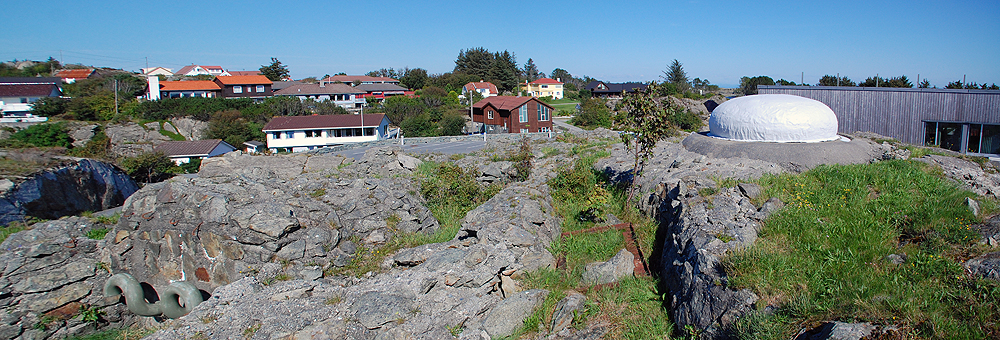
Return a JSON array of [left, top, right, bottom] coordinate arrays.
[[724, 160, 1000, 339]]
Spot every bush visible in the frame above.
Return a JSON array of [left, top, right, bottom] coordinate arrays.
[[440, 113, 466, 136], [400, 114, 437, 137], [7, 123, 71, 148], [119, 151, 175, 183], [669, 110, 703, 132], [571, 97, 611, 129]]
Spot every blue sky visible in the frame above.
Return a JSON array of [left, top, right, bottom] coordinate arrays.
[[3, 0, 998, 88]]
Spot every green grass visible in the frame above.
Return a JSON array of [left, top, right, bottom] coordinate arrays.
[[0, 224, 27, 243], [509, 142, 674, 339], [64, 327, 153, 340], [724, 160, 1000, 339], [158, 121, 186, 141], [85, 228, 109, 240]]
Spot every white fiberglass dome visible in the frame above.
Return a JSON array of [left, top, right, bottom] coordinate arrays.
[[708, 94, 839, 143]]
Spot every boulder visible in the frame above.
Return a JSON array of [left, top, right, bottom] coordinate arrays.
[[581, 249, 634, 285], [796, 322, 876, 340], [550, 293, 586, 333], [964, 251, 1000, 281], [0, 159, 139, 226], [478, 289, 549, 338]]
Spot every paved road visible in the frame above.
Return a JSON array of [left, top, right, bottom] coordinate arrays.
[[552, 117, 585, 133], [333, 139, 489, 160]]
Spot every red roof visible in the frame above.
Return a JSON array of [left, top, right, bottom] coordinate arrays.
[[472, 96, 538, 111], [0, 83, 61, 97], [214, 75, 272, 85], [54, 69, 95, 79], [464, 81, 498, 94], [529, 78, 562, 84], [177, 65, 226, 75], [263, 114, 388, 131], [154, 139, 233, 157], [322, 75, 398, 83], [159, 81, 221, 91]]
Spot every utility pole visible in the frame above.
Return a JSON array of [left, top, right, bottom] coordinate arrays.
[[837, 73, 840, 86], [801, 72, 803, 85]]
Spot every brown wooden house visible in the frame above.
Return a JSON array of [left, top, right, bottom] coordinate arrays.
[[472, 96, 554, 134], [213, 75, 273, 99]]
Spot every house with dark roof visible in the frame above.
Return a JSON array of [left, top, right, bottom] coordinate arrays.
[[472, 96, 553, 134], [463, 81, 499, 98], [157, 80, 222, 99], [153, 139, 237, 165], [321, 75, 399, 85], [584, 81, 649, 98], [0, 83, 62, 118], [262, 114, 391, 153], [0, 77, 61, 85], [213, 75, 273, 99], [176, 65, 230, 77], [274, 83, 365, 109], [53, 69, 96, 84]]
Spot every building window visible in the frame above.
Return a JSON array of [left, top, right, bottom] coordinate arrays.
[[304, 130, 322, 137], [285, 131, 294, 139], [538, 104, 549, 121], [488, 110, 494, 119], [256, 85, 265, 93], [365, 127, 375, 136], [541, 85, 548, 89], [520, 128, 529, 133], [540, 127, 551, 132], [233, 86, 243, 93], [519, 105, 528, 123], [272, 132, 281, 139]]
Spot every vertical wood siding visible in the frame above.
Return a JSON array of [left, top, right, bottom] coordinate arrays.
[[758, 86, 1000, 145]]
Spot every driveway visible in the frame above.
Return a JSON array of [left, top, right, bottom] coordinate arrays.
[[552, 117, 585, 133]]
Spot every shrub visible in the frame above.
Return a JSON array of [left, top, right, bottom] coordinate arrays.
[[119, 151, 175, 183], [7, 123, 71, 148], [669, 110, 703, 132]]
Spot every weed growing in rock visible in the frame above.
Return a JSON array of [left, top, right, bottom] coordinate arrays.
[[86, 228, 109, 240], [90, 212, 121, 225], [324, 295, 342, 305], [78, 304, 104, 323], [725, 160, 1000, 338], [309, 188, 326, 198], [0, 224, 27, 243], [243, 322, 261, 339]]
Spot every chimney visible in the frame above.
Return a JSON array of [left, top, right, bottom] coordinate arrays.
[[147, 75, 160, 101], [557, 78, 561, 83]]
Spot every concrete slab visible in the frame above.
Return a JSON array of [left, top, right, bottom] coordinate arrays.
[[682, 132, 877, 172]]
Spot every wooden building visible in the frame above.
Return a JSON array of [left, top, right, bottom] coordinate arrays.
[[472, 96, 553, 134]]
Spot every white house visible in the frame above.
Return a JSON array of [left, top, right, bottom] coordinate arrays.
[[141, 67, 174, 76], [153, 139, 237, 165], [463, 81, 499, 98], [176, 65, 231, 77], [262, 114, 391, 153]]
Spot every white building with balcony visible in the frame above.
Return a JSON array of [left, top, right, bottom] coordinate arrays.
[[262, 114, 391, 153]]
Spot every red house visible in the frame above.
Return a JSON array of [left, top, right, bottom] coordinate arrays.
[[213, 75, 273, 99], [472, 96, 554, 134]]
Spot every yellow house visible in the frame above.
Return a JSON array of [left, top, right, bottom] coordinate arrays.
[[523, 78, 564, 99]]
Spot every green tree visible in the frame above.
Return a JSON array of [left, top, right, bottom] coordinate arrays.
[[522, 58, 541, 82], [440, 113, 466, 136], [120, 151, 175, 183], [382, 95, 426, 125], [739, 76, 775, 95], [8, 123, 71, 148], [367, 68, 402, 79], [550, 68, 571, 82], [572, 97, 611, 129], [818, 75, 856, 86], [490, 51, 519, 93], [399, 68, 428, 90], [30, 97, 68, 117], [400, 113, 436, 137], [259, 58, 290, 81], [662, 59, 690, 93], [613, 84, 678, 205], [454, 47, 494, 80], [918, 79, 931, 88], [205, 110, 262, 147], [775, 79, 798, 86]]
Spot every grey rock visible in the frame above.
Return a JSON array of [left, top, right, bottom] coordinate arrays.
[[277, 240, 307, 260], [756, 197, 785, 219], [550, 293, 586, 333], [354, 291, 416, 329], [738, 182, 762, 199], [582, 248, 634, 285], [798, 322, 875, 340], [885, 254, 906, 265], [168, 117, 208, 141], [964, 251, 1000, 281], [967, 197, 980, 216], [398, 153, 423, 170], [68, 124, 97, 148], [479, 289, 549, 338]]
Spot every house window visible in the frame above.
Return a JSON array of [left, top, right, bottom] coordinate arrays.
[[256, 85, 265, 92], [538, 104, 549, 121], [519, 105, 528, 123], [272, 132, 281, 139], [488, 110, 494, 119], [520, 128, 529, 133], [233, 86, 243, 93], [540, 127, 551, 133], [365, 127, 375, 136], [541, 85, 548, 89], [304, 130, 322, 137], [285, 131, 294, 139]]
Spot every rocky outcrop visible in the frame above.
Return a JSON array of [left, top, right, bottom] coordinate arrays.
[[917, 154, 1000, 200], [106, 150, 437, 293], [167, 118, 207, 141], [0, 217, 136, 340], [964, 251, 1000, 281], [104, 122, 172, 158], [0, 159, 139, 226]]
